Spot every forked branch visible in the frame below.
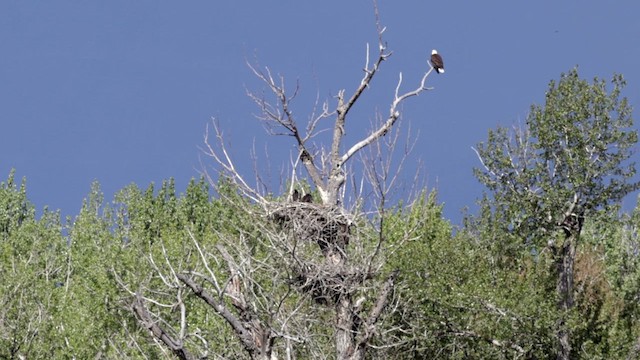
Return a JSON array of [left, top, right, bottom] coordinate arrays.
[[341, 70, 433, 166], [132, 296, 196, 360], [177, 273, 270, 357]]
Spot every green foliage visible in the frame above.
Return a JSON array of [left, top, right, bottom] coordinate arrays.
[[0, 174, 247, 358], [470, 68, 640, 358], [0, 169, 35, 236], [567, 203, 640, 358], [110, 177, 241, 357], [55, 181, 131, 358], [2, 69, 639, 359], [474, 68, 638, 246], [384, 192, 559, 359], [0, 171, 66, 359]]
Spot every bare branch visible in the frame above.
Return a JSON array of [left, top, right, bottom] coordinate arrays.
[[341, 69, 433, 166], [177, 273, 262, 356], [331, 37, 391, 173], [472, 146, 498, 179], [188, 229, 222, 293], [355, 270, 399, 351], [132, 296, 196, 360], [202, 119, 267, 207]]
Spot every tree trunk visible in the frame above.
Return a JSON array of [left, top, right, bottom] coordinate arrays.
[[336, 294, 356, 360], [555, 234, 576, 360]]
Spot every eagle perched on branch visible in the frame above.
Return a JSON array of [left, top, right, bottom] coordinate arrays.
[[430, 49, 445, 74]]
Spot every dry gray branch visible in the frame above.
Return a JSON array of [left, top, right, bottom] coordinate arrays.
[[132, 296, 196, 360]]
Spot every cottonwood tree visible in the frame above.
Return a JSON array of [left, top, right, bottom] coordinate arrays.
[[473, 68, 639, 359], [0, 172, 69, 359], [125, 5, 439, 360]]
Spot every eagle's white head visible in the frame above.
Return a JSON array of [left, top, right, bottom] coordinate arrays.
[[431, 49, 438, 55]]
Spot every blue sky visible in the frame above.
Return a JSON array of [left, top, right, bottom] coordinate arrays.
[[2, 1, 640, 224]]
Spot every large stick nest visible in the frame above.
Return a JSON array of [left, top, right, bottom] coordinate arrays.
[[268, 199, 359, 304], [270, 201, 354, 256]]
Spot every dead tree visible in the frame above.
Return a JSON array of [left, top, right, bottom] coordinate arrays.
[[128, 3, 437, 359]]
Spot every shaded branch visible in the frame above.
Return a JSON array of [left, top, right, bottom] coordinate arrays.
[[355, 270, 399, 351], [132, 296, 196, 360], [177, 273, 262, 356]]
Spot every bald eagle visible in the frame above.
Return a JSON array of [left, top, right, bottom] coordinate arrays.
[[430, 49, 445, 74], [291, 189, 313, 203]]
